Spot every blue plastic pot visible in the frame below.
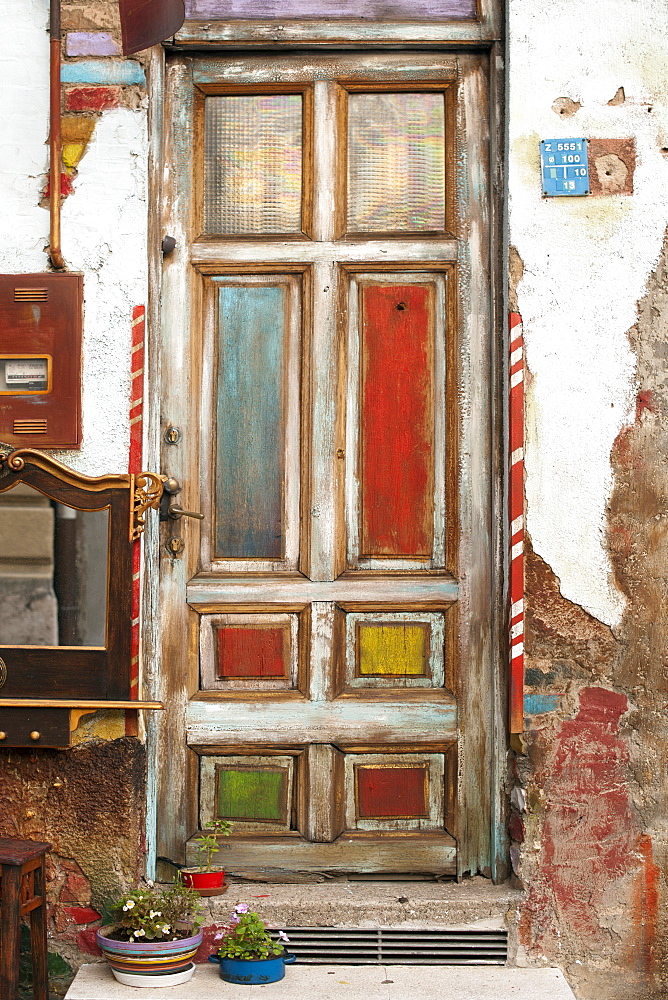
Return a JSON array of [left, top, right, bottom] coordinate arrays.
[[208, 953, 296, 984]]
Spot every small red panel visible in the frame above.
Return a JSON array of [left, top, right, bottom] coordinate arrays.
[[357, 765, 428, 818], [0, 274, 83, 448], [361, 284, 433, 556], [217, 626, 287, 678]]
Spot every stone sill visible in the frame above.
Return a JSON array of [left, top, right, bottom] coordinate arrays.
[[66, 963, 576, 1000]]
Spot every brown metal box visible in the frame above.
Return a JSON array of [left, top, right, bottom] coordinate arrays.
[[0, 274, 83, 448]]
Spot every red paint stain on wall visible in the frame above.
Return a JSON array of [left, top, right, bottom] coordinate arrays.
[[631, 834, 659, 977], [44, 173, 76, 198], [635, 389, 655, 422], [63, 905, 101, 925], [76, 927, 103, 955], [538, 687, 635, 942]]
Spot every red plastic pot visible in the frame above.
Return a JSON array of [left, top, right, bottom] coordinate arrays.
[[181, 869, 225, 890]]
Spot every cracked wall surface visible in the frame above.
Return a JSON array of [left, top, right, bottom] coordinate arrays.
[[514, 185, 668, 1000], [510, 0, 668, 995]]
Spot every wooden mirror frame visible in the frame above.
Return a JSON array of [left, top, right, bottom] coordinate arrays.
[[0, 448, 163, 702]]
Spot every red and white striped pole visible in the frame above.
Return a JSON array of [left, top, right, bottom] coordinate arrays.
[[126, 304, 145, 735], [509, 312, 525, 734]]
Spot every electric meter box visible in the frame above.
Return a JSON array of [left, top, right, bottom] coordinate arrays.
[[0, 273, 83, 448]]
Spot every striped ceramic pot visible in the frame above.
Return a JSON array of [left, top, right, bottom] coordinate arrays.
[[96, 925, 203, 987]]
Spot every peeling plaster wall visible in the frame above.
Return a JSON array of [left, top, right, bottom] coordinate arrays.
[[509, 0, 668, 627], [510, 2, 668, 997]]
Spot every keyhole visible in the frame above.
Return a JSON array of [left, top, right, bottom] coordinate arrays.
[[396, 302, 407, 311]]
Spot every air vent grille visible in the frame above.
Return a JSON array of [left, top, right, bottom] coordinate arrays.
[[13, 419, 48, 434], [273, 927, 508, 965], [14, 288, 48, 302]]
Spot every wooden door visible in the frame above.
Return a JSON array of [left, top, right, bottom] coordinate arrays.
[[155, 50, 498, 880]]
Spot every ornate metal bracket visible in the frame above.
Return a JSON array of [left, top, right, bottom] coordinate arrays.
[[130, 472, 165, 541]]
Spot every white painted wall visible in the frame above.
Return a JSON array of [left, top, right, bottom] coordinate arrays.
[[0, 0, 148, 477], [509, 0, 668, 626], [0, 0, 50, 272]]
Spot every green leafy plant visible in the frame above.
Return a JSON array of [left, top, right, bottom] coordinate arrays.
[[109, 884, 202, 942], [191, 818, 232, 871], [216, 906, 289, 961]]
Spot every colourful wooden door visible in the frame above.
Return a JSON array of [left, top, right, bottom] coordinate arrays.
[[156, 51, 498, 880]]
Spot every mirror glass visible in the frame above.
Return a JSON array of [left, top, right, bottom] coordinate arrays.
[[0, 482, 109, 646]]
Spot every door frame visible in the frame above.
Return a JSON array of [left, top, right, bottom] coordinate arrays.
[[142, 29, 507, 883]]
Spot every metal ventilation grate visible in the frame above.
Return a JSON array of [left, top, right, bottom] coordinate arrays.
[[13, 419, 47, 434], [274, 927, 507, 965], [14, 288, 48, 301]]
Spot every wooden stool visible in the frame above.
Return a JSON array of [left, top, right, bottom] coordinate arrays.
[[0, 837, 52, 1000]]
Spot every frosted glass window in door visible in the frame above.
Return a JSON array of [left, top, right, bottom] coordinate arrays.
[[204, 95, 303, 234], [347, 93, 446, 232]]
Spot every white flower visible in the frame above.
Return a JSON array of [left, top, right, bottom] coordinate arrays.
[[122, 905, 129, 912], [149, 911, 162, 919], [136, 928, 145, 937], [125, 900, 135, 909], [162, 925, 171, 935]]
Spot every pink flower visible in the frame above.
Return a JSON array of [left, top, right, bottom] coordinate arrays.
[[278, 931, 290, 943], [234, 904, 249, 914]]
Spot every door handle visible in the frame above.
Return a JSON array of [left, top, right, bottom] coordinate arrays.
[[159, 477, 204, 522], [167, 504, 204, 521]]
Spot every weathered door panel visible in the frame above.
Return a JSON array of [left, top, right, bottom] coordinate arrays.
[[156, 51, 494, 880]]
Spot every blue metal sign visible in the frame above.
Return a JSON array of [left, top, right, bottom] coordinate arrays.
[[540, 138, 589, 196]]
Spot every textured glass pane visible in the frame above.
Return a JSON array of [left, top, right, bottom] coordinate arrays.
[[348, 93, 445, 232], [205, 95, 302, 234]]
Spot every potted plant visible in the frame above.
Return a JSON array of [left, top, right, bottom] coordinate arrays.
[[181, 818, 232, 892], [209, 905, 296, 984], [96, 883, 203, 988]]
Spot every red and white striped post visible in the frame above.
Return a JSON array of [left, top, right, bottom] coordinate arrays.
[[509, 312, 525, 734], [126, 304, 145, 735]]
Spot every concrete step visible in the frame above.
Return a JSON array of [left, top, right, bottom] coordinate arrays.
[[66, 962, 577, 1000], [201, 877, 525, 929]]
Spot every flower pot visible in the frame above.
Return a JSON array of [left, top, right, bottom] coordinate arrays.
[[181, 868, 225, 890], [96, 925, 203, 987], [110, 963, 196, 988], [208, 952, 296, 985]]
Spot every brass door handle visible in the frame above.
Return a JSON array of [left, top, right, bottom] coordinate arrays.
[[167, 504, 204, 521]]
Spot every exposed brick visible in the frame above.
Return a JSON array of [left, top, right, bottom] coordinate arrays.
[[61, 116, 97, 143], [64, 86, 121, 112], [44, 173, 76, 198]]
